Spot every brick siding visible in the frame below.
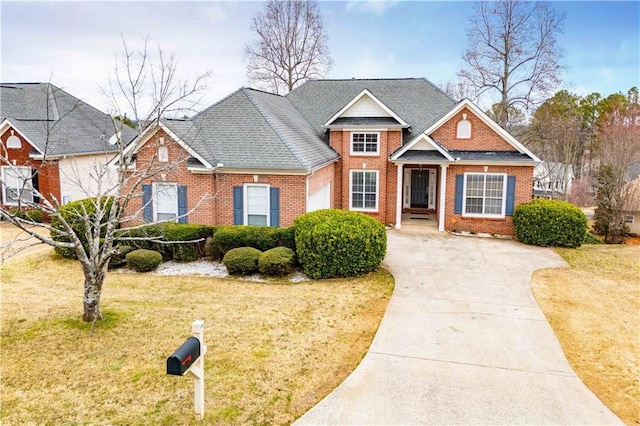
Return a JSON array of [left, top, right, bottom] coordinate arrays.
[[432, 107, 516, 151]]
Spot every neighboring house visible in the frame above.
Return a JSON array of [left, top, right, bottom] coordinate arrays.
[[533, 161, 573, 199], [119, 78, 540, 235], [623, 175, 640, 235], [0, 83, 135, 208]]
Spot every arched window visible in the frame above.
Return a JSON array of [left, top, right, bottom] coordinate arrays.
[[456, 114, 471, 139], [6, 131, 21, 149]]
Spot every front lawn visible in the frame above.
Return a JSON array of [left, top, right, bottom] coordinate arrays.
[[0, 250, 394, 424], [531, 244, 640, 425]]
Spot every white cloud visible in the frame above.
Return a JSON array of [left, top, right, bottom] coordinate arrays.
[[345, 0, 400, 16]]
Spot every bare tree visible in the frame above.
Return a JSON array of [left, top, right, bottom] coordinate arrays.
[[244, 0, 332, 94], [0, 37, 211, 322], [459, 0, 565, 128], [593, 98, 640, 242]]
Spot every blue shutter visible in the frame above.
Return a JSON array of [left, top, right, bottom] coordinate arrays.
[[269, 187, 280, 227], [505, 176, 516, 216], [233, 186, 243, 225], [177, 185, 187, 224], [142, 184, 152, 222], [454, 175, 464, 214]]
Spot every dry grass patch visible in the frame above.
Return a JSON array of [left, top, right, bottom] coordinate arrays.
[[531, 244, 640, 425], [1, 251, 394, 425]]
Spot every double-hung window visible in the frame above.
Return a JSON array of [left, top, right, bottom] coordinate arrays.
[[244, 184, 269, 226], [2, 166, 34, 205], [351, 132, 379, 155], [154, 183, 178, 221], [463, 173, 506, 217], [350, 170, 378, 211]]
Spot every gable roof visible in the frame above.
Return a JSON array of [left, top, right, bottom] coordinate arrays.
[[323, 89, 408, 128], [392, 98, 540, 163], [0, 83, 136, 157], [286, 78, 455, 137]]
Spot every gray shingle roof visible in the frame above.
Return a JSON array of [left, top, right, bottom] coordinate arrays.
[[450, 150, 535, 162], [286, 78, 456, 139], [1, 83, 136, 156], [395, 150, 449, 162], [165, 88, 338, 171]]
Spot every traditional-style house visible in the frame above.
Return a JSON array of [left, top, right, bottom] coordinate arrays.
[[118, 78, 540, 235]]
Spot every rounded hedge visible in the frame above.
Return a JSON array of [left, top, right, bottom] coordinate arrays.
[[258, 247, 296, 277], [222, 246, 262, 275], [108, 245, 135, 269], [293, 209, 387, 279], [513, 199, 587, 248], [125, 249, 163, 272]]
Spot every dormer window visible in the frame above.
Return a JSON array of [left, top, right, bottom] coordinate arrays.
[[351, 132, 379, 155], [456, 114, 471, 139]]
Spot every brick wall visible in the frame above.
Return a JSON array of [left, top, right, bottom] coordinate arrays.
[[444, 164, 533, 235], [0, 126, 61, 207], [432, 107, 516, 152], [126, 129, 308, 227], [330, 129, 401, 225]]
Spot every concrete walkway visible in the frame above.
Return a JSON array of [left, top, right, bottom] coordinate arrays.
[[295, 229, 622, 425]]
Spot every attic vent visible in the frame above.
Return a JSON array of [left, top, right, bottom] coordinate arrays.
[[6, 132, 21, 149], [107, 131, 121, 145]]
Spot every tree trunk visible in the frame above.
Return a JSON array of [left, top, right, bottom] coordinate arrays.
[[82, 263, 108, 322]]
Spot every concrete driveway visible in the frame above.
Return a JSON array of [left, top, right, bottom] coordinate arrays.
[[295, 229, 621, 425]]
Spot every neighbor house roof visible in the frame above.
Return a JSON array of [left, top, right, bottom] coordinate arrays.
[[0, 83, 136, 157]]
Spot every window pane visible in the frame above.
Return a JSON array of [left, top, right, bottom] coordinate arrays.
[[156, 184, 177, 220], [2, 166, 33, 203], [465, 197, 483, 214], [485, 175, 504, 198], [485, 198, 502, 214], [364, 193, 376, 208], [248, 214, 267, 226], [352, 193, 363, 208]]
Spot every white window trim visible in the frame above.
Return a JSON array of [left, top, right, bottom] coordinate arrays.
[[462, 172, 507, 219], [456, 120, 471, 139], [349, 169, 379, 212], [350, 131, 380, 156], [1, 165, 33, 206], [625, 215, 634, 224], [152, 182, 178, 222], [243, 183, 270, 226]]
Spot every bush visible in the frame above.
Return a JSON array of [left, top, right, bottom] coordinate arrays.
[[25, 209, 44, 223], [51, 197, 114, 259], [213, 226, 283, 254], [126, 249, 163, 272], [294, 209, 387, 279], [108, 246, 135, 269], [222, 247, 262, 275], [583, 232, 604, 245], [7, 207, 44, 223], [513, 199, 587, 248], [259, 247, 296, 277], [115, 223, 214, 261]]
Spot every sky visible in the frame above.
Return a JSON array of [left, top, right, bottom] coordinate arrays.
[[1, 1, 638, 116]]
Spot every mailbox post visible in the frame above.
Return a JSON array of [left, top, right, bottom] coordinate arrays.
[[167, 320, 207, 420]]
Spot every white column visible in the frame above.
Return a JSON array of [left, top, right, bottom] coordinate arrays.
[[395, 163, 403, 229], [438, 164, 448, 232]]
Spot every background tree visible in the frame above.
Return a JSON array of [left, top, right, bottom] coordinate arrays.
[[459, 0, 565, 129], [0, 37, 210, 322], [244, 0, 332, 94], [592, 89, 640, 243]]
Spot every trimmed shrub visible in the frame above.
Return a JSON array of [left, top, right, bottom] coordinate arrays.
[[25, 209, 44, 223], [51, 197, 114, 259], [126, 249, 163, 272], [583, 232, 604, 245], [115, 223, 214, 261], [222, 247, 262, 275], [513, 199, 587, 248], [213, 226, 280, 254], [259, 247, 296, 277], [108, 246, 135, 269], [294, 209, 387, 279], [275, 227, 296, 251]]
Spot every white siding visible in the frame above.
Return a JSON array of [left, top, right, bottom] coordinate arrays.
[[341, 95, 391, 118], [58, 153, 118, 203], [307, 183, 331, 212]]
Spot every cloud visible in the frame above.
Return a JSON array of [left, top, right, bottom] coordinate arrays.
[[345, 0, 400, 16]]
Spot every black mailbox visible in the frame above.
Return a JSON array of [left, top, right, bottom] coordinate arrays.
[[167, 336, 201, 376]]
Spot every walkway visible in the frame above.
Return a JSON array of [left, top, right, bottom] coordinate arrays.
[[295, 229, 621, 425]]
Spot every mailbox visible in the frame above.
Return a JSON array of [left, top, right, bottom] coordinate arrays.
[[167, 336, 201, 376]]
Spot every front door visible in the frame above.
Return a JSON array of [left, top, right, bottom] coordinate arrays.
[[411, 169, 429, 208]]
